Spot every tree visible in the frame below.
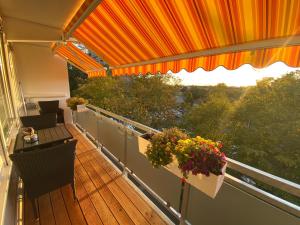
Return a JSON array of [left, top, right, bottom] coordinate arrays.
[[182, 84, 233, 140], [224, 72, 300, 183], [67, 63, 88, 95], [74, 74, 181, 129]]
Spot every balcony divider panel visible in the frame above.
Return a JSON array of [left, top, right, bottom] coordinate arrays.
[[186, 183, 300, 225], [126, 130, 181, 210]]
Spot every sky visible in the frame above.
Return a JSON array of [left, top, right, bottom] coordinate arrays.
[[171, 62, 300, 87]]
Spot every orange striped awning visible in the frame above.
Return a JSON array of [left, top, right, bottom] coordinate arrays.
[[67, 0, 300, 76], [112, 46, 300, 75], [55, 42, 105, 77]]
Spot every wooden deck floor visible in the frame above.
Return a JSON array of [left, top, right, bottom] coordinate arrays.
[[24, 125, 168, 225]]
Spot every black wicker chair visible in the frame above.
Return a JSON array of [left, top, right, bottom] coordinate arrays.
[[38, 100, 64, 123], [9, 140, 77, 219], [20, 113, 57, 130]]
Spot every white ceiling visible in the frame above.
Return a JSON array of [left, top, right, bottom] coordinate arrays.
[[0, 0, 84, 41]]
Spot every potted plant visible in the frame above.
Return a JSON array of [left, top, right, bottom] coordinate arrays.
[[66, 97, 88, 111], [175, 136, 227, 198], [143, 128, 189, 168], [142, 126, 227, 198]]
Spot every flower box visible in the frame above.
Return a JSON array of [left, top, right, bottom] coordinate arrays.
[[185, 163, 227, 198], [76, 104, 87, 112], [165, 159, 183, 178], [138, 142, 226, 198], [138, 129, 227, 199], [164, 159, 226, 198], [137, 135, 151, 154]]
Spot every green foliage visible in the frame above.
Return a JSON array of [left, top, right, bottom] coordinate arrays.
[[66, 97, 88, 110], [70, 69, 300, 203], [146, 127, 189, 167], [183, 94, 231, 140], [224, 72, 300, 183], [74, 74, 181, 129], [181, 72, 300, 185], [67, 63, 88, 96]]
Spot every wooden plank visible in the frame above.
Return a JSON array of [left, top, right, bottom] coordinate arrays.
[[75, 163, 119, 225], [75, 126, 165, 224], [76, 137, 94, 153], [87, 158, 150, 225], [76, 142, 86, 155], [66, 125, 81, 137], [92, 152, 167, 225], [24, 195, 40, 225], [49, 190, 72, 225], [61, 185, 87, 225], [80, 137, 95, 150], [38, 194, 56, 225], [74, 173, 104, 225], [77, 156, 134, 225]]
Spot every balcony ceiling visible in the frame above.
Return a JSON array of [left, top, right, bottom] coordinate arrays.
[[0, 0, 84, 42]]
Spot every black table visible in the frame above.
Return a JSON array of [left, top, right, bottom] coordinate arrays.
[[14, 125, 73, 153]]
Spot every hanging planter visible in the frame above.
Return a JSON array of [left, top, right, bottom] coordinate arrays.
[[161, 157, 226, 198], [143, 128, 189, 168], [164, 158, 184, 178], [143, 128, 227, 199], [185, 162, 227, 198], [137, 133, 152, 155], [175, 136, 227, 198], [66, 97, 88, 111]]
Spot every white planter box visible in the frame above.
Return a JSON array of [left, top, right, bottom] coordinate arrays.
[[76, 104, 87, 112], [137, 135, 151, 154], [165, 159, 183, 178], [186, 163, 227, 198], [137, 135, 226, 198]]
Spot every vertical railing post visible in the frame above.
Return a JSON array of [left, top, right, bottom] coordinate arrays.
[[123, 118, 128, 176], [95, 109, 100, 149], [179, 182, 190, 225]]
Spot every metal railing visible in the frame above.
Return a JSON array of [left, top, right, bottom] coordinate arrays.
[[74, 105, 300, 225]]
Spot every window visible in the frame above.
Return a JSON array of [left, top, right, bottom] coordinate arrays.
[[0, 63, 12, 139], [0, 32, 21, 152]]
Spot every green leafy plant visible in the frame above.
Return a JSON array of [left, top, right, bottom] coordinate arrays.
[[146, 127, 189, 168], [66, 97, 88, 110]]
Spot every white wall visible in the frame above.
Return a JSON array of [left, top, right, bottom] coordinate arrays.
[[12, 43, 72, 123]]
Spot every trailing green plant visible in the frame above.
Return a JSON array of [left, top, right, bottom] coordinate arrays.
[[66, 97, 88, 110], [146, 127, 189, 168]]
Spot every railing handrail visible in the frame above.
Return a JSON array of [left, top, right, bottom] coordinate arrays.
[[86, 104, 300, 199]]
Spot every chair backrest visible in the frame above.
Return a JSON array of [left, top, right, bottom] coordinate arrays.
[[20, 113, 57, 130], [38, 100, 59, 113], [10, 140, 77, 198]]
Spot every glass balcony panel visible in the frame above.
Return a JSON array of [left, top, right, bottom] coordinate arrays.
[[187, 183, 300, 225], [126, 131, 182, 210]]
